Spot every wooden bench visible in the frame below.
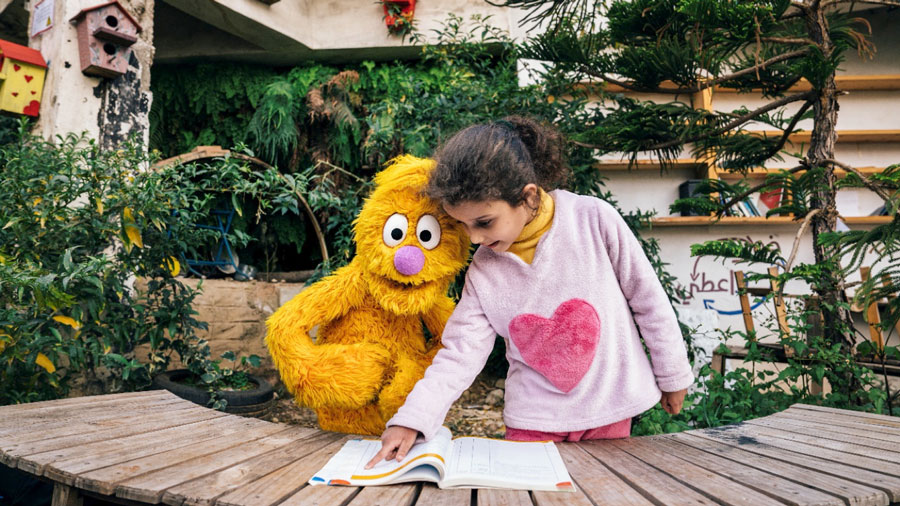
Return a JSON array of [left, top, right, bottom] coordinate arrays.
[[2, 390, 900, 505]]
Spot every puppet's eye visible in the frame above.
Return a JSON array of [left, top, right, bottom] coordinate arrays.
[[383, 214, 408, 247], [416, 214, 441, 250]]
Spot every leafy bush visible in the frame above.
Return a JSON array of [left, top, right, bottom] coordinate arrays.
[[0, 124, 307, 405]]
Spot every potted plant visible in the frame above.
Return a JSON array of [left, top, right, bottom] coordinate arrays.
[[382, 0, 415, 37], [152, 346, 274, 416]]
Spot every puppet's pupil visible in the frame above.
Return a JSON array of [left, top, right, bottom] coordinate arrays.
[[391, 229, 403, 240], [420, 230, 432, 242]]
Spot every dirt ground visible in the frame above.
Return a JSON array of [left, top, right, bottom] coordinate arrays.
[[257, 373, 507, 438]]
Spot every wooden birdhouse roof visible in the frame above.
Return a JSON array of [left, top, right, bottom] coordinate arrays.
[[70, 1, 142, 32], [0, 39, 47, 68]]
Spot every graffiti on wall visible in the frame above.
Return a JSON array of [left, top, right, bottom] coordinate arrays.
[[677, 235, 783, 315]]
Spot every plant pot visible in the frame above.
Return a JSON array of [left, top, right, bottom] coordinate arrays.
[[152, 369, 274, 417]]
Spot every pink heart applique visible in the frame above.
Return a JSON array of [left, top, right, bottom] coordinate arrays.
[[13, 64, 20, 71], [508, 299, 600, 393], [24, 75, 33, 83]]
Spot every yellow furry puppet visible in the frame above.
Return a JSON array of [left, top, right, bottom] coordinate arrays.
[[265, 155, 470, 435]]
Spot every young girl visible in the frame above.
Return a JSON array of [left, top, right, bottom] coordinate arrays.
[[366, 116, 693, 468]]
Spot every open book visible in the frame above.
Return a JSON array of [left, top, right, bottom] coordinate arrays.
[[309, 427, 576, 492]]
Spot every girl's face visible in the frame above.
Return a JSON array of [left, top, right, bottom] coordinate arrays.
[[443, 184, 538, 253]]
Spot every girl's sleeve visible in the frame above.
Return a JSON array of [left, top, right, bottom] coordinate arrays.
[[597, 200, 694, 393], [386, 273, 498, 441]]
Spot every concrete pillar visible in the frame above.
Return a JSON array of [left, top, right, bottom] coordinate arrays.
[[27, 0, 154, 150]]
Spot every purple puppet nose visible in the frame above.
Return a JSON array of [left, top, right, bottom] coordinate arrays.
[[394, 245, 425, 276]]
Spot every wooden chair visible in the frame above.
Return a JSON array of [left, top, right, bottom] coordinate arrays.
[[853, 266, 900, 375], [712, 266, 900, 384], [710, 267, 823, 394]]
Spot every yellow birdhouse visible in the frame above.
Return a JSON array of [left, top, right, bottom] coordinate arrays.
[[0, 39, 47, 117]]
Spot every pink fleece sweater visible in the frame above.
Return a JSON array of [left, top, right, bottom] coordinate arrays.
[[387, 190, 694, 440]]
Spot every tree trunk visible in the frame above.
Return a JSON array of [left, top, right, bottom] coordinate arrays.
[[804, 4, 857, 359]]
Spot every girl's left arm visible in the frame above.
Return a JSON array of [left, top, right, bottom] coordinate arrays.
[[597, 200, 694, 393]]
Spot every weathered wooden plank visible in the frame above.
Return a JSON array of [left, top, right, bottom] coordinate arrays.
[[555, 444, 652, 505], [476, 489, 533, 506], [51, 482, 83, 506], [2, 405, 229, 467], [777, 408, 900, 436], [161, 431, 341, 505], [661, 435, 847, 505], [790, 405, 900, 426], [0, 398, 194, 440], [578, 440, 717, 505], [344, 483, 418, 505], [17, 408, 231, 476], [214, 434, 354, 506], [533, 487, 593, 506], [75, 419, 289, 496], [276, 485, 361, 506], [0, 390, 174, 417], [767, 411, 900, 444], [0, 393, 186, 431], [739, 419, 900, 464], [687, 429, 898, 503], [414, 484, 472, 506], [114, 426, 317, 503], [609, 437, 782, 506]]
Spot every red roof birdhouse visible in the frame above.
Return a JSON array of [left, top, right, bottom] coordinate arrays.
[[71, 1, 142, 79], [0, 39, 47, 117]]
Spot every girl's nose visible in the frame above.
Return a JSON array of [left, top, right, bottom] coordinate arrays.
[[394, 245, 425, 276]]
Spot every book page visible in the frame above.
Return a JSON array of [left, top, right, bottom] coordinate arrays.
[[444, 437, 575, 491], [309, 427, 452, 486]]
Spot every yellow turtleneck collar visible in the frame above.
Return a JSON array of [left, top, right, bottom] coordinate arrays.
[[507, 189, 554, 264]]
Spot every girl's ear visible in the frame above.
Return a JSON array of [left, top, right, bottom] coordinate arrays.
[[521, 183, 540, 210]]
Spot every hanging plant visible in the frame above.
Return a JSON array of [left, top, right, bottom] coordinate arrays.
[[382, 0, 415, 38]]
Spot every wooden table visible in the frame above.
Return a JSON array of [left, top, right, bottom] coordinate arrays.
[[2, 390, 900, 506]]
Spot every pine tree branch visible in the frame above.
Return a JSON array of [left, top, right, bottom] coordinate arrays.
[[760, 37, 814, 45], [718, 165, 808, 218], [822, 159, 896, 203], [581, 49, 810, 95], [786, 208, 820, 273], [764, 99, 814, 160], [824, 0, 900, 7], [645, 90, 815, 151]]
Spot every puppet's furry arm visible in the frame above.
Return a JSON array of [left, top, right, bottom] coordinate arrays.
[[265, 266, 392, 410], [378, 295, 456, 420], [422, 294, 456, 361]]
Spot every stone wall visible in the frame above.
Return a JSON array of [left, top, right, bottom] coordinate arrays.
[[158, 278, 306, 384]]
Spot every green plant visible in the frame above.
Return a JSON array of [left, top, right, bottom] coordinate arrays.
[[382, 1, 416, 39], [0, 123, 208, 403], [177, 345, 263, 410], [0, 122, 309, 405]]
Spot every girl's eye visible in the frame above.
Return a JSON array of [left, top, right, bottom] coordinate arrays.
[[416, 214, 441, 250], [383, 213, 409, 247], [476, 220, 492, 228]]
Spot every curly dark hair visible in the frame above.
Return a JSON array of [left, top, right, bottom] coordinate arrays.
[[426, 115, 570, 208]]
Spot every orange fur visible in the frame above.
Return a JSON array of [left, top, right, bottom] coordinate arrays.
[[265, 155, 470, 435]]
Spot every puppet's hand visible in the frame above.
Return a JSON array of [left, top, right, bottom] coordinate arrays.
[[377, 354, 427, 421], [296, 343, 394, 409]]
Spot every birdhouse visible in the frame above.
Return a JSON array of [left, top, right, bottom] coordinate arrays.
[[0, 39, 47, 117], [71, 1, 142, 79]]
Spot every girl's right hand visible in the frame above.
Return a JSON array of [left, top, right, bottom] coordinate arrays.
[[364, 425, 419, 469]]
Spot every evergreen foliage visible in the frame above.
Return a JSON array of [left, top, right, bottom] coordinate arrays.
[[500, 0, 900, 420]]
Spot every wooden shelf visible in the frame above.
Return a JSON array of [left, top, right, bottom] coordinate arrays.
[[588, 74, 900, 94], [747, 129, 900, 143], [593, 158, 707, 171], [718, 75, 900, 93], [649, 216, 892, 227], [715, 166, 889, 179]]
